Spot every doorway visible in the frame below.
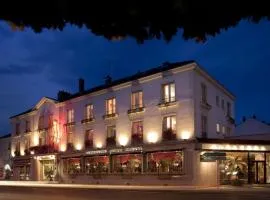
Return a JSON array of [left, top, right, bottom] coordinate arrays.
[[250, 161, 265, 184], [40, 160, 55, 181]]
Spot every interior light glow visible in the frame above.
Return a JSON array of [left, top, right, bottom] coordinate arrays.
[[147, 131, 158, 143]]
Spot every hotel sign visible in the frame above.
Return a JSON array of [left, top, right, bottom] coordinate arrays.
[[200, 152, 226, 162], [85, 149, 108, 155], [110, 147, 143, 154]]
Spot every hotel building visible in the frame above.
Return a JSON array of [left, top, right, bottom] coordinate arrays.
[[10, 61, 270, 185]]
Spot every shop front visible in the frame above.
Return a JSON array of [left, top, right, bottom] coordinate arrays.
[[59, 144, 191, 185], [200, 139, 270, 185]]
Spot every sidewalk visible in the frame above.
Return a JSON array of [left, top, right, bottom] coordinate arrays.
[[0, 181, 269, 191]]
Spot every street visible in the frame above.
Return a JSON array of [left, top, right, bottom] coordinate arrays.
[[1, 186, 270, 200]]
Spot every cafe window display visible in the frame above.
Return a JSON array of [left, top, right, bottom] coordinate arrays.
[[112, 154, 142, 173], [85, 156, 109, 174], [147, 151, 184, 174], [63, 158, 82, 175], [219, 152, 248, 184]]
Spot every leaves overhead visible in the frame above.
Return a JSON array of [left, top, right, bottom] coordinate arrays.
[[1, 0, 270, 43]]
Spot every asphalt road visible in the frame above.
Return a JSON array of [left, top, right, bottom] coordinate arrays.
[[1, 186, 270, 200]]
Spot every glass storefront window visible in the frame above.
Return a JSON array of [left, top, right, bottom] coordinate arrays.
[[64, 158, 82, 175], [85, 156, 109, 174], [266, 153, 270, 183], [147, 151, 183, 174], [112, 154, 142, 173], [219, 152, 248, 184]]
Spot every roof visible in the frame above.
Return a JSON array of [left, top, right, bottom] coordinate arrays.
[[10, 96, 58, 119], [63, 60, 195, 101], [0, 134, 11, 139]]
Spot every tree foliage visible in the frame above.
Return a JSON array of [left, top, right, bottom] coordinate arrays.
[[1, 0, 270, 43]]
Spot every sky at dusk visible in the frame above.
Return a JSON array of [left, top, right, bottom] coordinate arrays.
[[0, 20, 270, 134]]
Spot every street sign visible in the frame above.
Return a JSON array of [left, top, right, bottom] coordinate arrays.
[[200, 152, 226, 162]]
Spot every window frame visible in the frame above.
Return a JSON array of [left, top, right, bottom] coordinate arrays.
[[132, 121, 143, 136], [162, 82, 176, 103], [67, 109, 74, 123], [201, 83, 207, 104], [86, 104, 94, 119], [131, 91, 143, 110], [105, 97, 116, 115], [107, 125, 116, 138]]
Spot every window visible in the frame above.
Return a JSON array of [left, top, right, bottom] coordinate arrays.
[[67, 132, 73, 144], [85, 156, 109, 174], [147, 151, 184, 174], [67, 109, 74, 123], [163, 116, 176, 133], [162, 116, 176, 140], [216, 96, 220, 107], [106, 98, 116, 115], [112, 154, 142, 173], [216, 123, 220, 133], [226, 127, 231, 135], [222, 125, 226, 134], [227, 102, 231, 117], [221, 99, 225, 110], [201, 115, 208, 138], [132, 121, 143, 136], [162, 83, 175, 103], [107, 125, 116, 138], [86, 104, 94, 119], [15, 142, 20, 152], [201, 83, 207, 104], [85, 129, 93, 148], [131, 91, 143, 109], [63, 158, 82, 174], [25, 139, 30, 150], [15, 123, 20, 135], [38, 115, 44, 130], [25, 120, 30, 132]]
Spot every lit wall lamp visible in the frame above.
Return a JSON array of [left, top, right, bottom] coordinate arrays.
[[147, 131, 158, 143], [60, 144, 66, 152], [75, 143, 82, 151], [119, 135, 129, 147], [95, 142, 103, 149], [181, 130, 191, 140]]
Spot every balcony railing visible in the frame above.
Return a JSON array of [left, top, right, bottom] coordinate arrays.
[[24, 149, 30, 156], [162, 129, 176, 141], [106, 136, 116, 147], [64, 122, 76, 127], [158, 99, 177, 107], [103, 113, 118, 120], [226, 115, 235, 125], [24, 129, 31, 134], [127, 107, 145, 114], [14, 150, 20, 157], [81, 118, 94, 124], [131, 134, 143, 145], [200, 101, 212, 110]]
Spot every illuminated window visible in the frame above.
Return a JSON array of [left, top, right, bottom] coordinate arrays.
[[216, 96, 220, 107], [201, 83, 207, 104], [25, 138, 30, 150], [131, 91, 143, 109], [107, 125, 116, 138], [86, 104, 94, 119], [216, 123, 220, 133], [163, 116, 176, 135], [15, 142, 20, 152], [25, 120, 30, 132], [85, 129, 94, 148], [67, 109, 74, 123], [15, 123, 20, 135], [132, 121, 143, 136], [227, 102, 231, 117], [201, 115, 208, 138], [106, 98, 116, 115], [162, 83, 175, 103], [38, 115, 44, 130]]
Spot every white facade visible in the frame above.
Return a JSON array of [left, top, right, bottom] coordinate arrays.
[[10, 62, 235, 156], [0, 134, 11, 179], [9, 61, 235, 185]]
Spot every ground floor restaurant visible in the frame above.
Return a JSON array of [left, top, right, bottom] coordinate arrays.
[[11, 139, 270, 186]]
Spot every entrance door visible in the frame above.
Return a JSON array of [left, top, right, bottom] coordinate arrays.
[[250, 161, 265, 184], [41, 160, 55, 181]]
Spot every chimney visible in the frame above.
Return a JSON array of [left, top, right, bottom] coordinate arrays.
[[57, 90, 71, 101], [79, 78, 85, 93]]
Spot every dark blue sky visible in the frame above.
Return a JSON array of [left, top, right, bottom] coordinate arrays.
[[0, 20, 270, 134]]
